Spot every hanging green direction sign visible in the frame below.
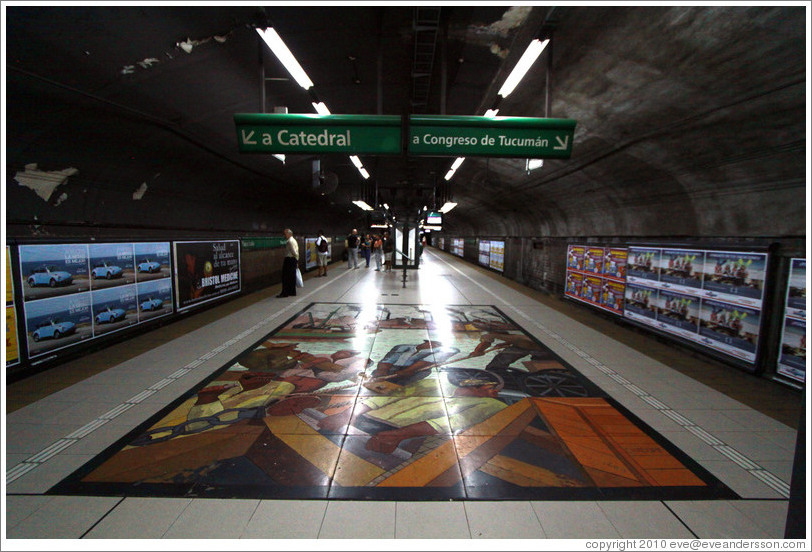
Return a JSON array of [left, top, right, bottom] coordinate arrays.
[[408, 115, 576, 158], [234, 114, 402, 155]]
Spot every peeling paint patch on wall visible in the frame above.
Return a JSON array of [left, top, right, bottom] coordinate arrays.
[[14, 163, 78, 202], [487, 6, 532, 36]]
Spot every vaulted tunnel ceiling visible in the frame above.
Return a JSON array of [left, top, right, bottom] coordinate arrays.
[[4, 5, 807, 238]]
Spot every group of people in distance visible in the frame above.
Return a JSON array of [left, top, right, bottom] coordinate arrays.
[[345, 228, 393, 272], [277, 227, 395, 298]]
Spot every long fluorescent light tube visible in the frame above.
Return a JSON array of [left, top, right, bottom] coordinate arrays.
[[358, 168, 370, 179], [444, 169, 456, 181], [498, 38, 549, 98], [450, 157, 465, 171], [353, 200, 373, 211], [312, 101, 331, 115], [528, 159, 544, 170], [484, 109, 500, 118], [273, 154, 285, 163], [383, 203, 389, 210], [256, 27, 314, 90], [439, 202, 457, 213], [349, 155, 363, 169]]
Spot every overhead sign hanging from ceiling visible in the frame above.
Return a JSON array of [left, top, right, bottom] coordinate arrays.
[[235, 114, 576, 158]]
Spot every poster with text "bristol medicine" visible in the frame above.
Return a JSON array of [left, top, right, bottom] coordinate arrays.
[[174, 240, 241, 311]]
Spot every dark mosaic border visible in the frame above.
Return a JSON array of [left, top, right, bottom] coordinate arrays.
[[47, 302, 739, 501]]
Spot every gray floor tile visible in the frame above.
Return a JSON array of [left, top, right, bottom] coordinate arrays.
[[711, 431, 794, 462], [241, 500, 328, 539], [678, 409, 750, 432], [5, 495, 56, 529], [666, 500, 771, 538], [728, 500, 791, 538], [85, 497, 192, 538], [532, 501, 620, 539], [6, 495, 122, 538], [396, 501, 470, 539], [162, 498, 259, 538], [700, 461, 785, 499], [465, 501, 545, 539], [319, 501, 396, 538], [6, 454, 95, 494], [598, 501, 695, 538]]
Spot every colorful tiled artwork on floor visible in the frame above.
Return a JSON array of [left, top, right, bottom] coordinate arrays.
[[49, 303, 737, 500]]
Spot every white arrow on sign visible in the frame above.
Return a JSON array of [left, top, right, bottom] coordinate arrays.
[[554, 135, 569, 150], [241, 130, 257, 145]]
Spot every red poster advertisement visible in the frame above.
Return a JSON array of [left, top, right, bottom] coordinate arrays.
[[567, 245, 585, 271], [581, 275, 603, 304], [565, 271, 584, 298], [584, 247, 604, 275], [601, 280, 626, 314], [603, 248, 628, 280]]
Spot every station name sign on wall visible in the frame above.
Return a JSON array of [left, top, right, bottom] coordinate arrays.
[[234, 114, 576, 158]]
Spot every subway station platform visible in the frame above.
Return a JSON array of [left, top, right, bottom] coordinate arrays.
[[4, 249, 801, 540]]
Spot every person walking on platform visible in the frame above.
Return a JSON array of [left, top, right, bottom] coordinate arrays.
[[278, 228, 299, 297], [347, 228, 360, 269], [315, 230, 329, 277], [360, 233, 371, 268]]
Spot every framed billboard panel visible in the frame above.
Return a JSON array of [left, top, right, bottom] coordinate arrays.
[[489, 241, 504, 272], [584, 247, 604, 276], [478, 240, 490, 267], [91, 284, 139, 337], [785, 258, 806, 320], [698, 299, 761, 363], [700, 251, 767, 309], [627, 247, 661, 288], [137, 278, 173, 322], [174, 240, 241, 311], [565, 271, 584, 297], [19, 244, 91, 302], [602, 248, 627, 280], [624, 283, 658, 322], [88, 243, 135, 290], [654, 289, 701, 340], [6, 246, 20, 367], [452, 238, 464, 257], [659, 248, 705, 296], [134, 242, 171, 282], [24, 292, 93, 359], [566, 245, 585, 271], [601, 280, 625, 315], [777, 258, 806, 383], [566, 244, 626, 316]]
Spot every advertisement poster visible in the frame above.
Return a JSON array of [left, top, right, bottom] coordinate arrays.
[[89, 243, 135, 290], [6, 246, 14, 304], [659, 248, 704, 295], [777, 317, 806, 383], [627, 247, 661, 287], [452, 238, 464, 257], [437, 238, 444, 250], [478, 240, 490, 267], [624, 284, 657, 321], [601, 280, 626, 315], [7, 305, 19, 365], [655, 289, 701, 338], [698, 299, 760, 363], [174, 240, 241, 311], [137, 278, 173, 322], [134, 242, 171, 281], [584, 247, 604, 275], [701, 250, 767, 308], [565, 271, 584, 298], [19, 243, 90, 302], [566, 245, 585, 271], [581, 275, 603, 304], [489, 241, 505, 272], [91, 284, 139, 337], [785, 258, 806, 318], [24, 292, 93, 359], [603, 248, 627, 280]]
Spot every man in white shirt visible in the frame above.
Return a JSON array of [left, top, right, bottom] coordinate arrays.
[[278, 228, 299, 297]]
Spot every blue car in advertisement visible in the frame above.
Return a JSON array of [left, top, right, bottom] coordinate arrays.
[[32, 319, 76, 341], [27, 266, 73, 288], [137, 259, 162, 273], [140, 297, 164, 311], [92, 262, 123, 280], [95, 306, 126, 324]]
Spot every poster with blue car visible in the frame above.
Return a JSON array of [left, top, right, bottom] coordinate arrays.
[[24, 292, 93, 359], [134, 242, 171, 282], [89, 243, 135, 290], [91, 284, 138, 337], [19, 244, 90, 302], [137, 278, 173, 322]]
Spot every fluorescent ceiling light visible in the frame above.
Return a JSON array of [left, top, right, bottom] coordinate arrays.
[[312, 101, 331, 115], [444, 168, 456, 181], [353, 200, 374, 211], [498, 38, 549, 98], [527, 159, 543, 170], [383, 203, 389, 210], [439, 202, 457, 213], [484, 109, 500, 118], [273, 154, 285, 163], [358, 168, 370, 179], [349, 155, 363, 169], [256, 27, 314, 90], [370, 223, 389, 228], [450, 157, 465, 171]]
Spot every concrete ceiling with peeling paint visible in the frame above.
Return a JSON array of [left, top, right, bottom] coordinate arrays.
[[4, 5, 807, 239]]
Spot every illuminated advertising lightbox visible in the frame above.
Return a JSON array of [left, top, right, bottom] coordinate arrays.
[[174, 240, 241, 311], [489, 241, 504, 272], [478, 240, 490, 266], [698, 299, 761, 363], [437, 237, 445, 250], [778, 258, 806, 383], [19, 244, 91, 302], [565, 244, 626, 316], [24, 292, 93, 359], [627, 247, 661, 287], [452, 238, 464, 257], [659, 248, 704, 296], [700, 251, 767, 309], [137, 278, 173, 323], [305, 237, 332, 270]]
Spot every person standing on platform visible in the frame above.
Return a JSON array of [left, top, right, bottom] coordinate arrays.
[[278, 228, 299, 298], [382, 231, 393, 272], [360, 233, 371, 268], [315, 230, 329, 277], [347, 228, 360, 269], [372, 234, 383, 271]]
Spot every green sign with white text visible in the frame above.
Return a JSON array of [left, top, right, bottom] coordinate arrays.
[[408, 115, 576, 158], [234, 114, 401, 155]]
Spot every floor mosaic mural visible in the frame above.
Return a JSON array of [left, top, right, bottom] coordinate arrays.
[[49, 303, 736, 500]]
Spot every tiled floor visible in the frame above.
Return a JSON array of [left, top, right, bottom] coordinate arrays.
[[4, 249, 802, 540]]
